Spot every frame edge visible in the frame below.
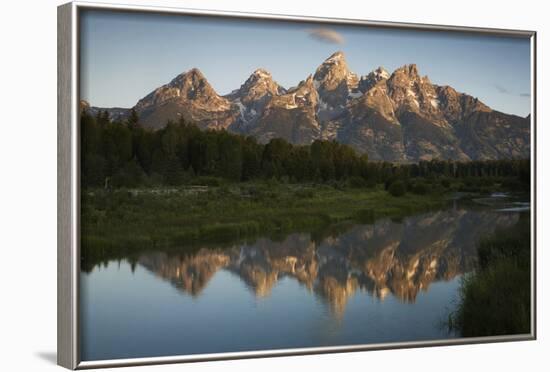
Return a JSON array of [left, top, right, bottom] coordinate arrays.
[[531, 30, 537, 341], [67, 2, 537, 369], [58, 2, 77, 370], [72, 0, 535, 36]]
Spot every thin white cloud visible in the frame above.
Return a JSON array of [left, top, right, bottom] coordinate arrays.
[[308, 28, 345, 45]]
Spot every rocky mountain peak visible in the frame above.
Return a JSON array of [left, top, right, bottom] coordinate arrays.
[[387, 64, 421, 90], [251, 73, 321, 145], [359, 66, 390, 93], [225, 68, 286, 132], [314, 51, 359, 109], [170, 68, 205, 86], [314, 51, 356, 87], [298, 74, 316, 90], [435, 85, 491, 122], [247, 69, 284, 92], [236, 68, 276, 90], [251, 68, 272, 79], [133, 67, 235, 130], [167, 68, 217, 99], [393, 64, 420, 79], [270, 75, 319, 110], [137, 67, 226, 109], [226, 68, 285, 109], [386, 64, 439, 114], [188, 67, 204, 77], [326, 50, 345, 62], [374, 66, 390, 79]]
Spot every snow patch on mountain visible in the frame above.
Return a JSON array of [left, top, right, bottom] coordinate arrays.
[[234, 100, 247, 120]]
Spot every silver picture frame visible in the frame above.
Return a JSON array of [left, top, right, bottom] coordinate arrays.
[[57, 1, 537, 369]]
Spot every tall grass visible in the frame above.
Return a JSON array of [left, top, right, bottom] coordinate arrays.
[[449, 213, 531, 336]]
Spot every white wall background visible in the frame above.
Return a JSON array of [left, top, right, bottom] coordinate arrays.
[[0, 0, 546, 370]]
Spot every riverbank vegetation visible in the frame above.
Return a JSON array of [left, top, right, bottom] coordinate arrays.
[[449, 213, 531, 336]]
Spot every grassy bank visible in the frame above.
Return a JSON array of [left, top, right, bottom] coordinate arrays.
[[81, 181, 450, 267], [449, 213, 531, 336]]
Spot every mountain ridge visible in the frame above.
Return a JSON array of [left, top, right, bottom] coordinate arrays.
[[82, 51, 530, 162]]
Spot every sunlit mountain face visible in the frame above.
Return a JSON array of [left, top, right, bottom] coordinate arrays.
[[135, 208, 519, 318]]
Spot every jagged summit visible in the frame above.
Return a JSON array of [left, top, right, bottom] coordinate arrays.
[[226, 68, 285, 116], [295, 74, 315, 89], [251, 68, 272, 77], [133, 67, 235, 130], [324, 50, 346, 62], [166, 68, 208, 90], [359, 66, 391, 93], [393, 63, 420, 78], [314, 50, 352, 79], [92, 51, 530, 161], [169, 68, 217, 97], [136, 68, 223, 111], [374, 66, 390, 79], [313, 51, 359, 109], [269, 74, 319, 110], [224, 69, 285, 133], [188, 67, 204, 76]]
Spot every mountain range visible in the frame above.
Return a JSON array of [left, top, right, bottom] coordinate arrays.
[[83, 51, 530, 162]]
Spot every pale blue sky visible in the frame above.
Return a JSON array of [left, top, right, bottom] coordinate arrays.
[[80, 9, 531, 117]]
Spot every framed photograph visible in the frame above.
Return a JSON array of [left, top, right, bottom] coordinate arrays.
[[57, 1, 536, 369]]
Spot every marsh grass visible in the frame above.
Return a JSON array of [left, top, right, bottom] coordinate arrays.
[[449, 213, 531, 336]]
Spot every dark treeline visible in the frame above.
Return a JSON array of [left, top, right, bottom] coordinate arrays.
[[81, 110, 530, 189]]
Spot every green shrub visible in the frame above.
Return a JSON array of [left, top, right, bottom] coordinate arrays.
[[501, 178, 526, 191], [384, 176, 398, 191], [365, 179, 378, 189], [479, 177, 494, 187], [441, 178, 451, 188], [294, 188, 315, 199], [388, 180, 406, 197], [326, 179, 346, 190], [112, 160, 146, 188], [410, 181, 429, 195], [347, 176, 368, 189]]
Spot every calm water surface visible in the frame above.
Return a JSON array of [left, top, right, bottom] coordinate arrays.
[[80, 200, 526, 361]]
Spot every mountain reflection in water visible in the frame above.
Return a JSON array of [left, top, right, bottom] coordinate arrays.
[[136, 208, 519, 318]]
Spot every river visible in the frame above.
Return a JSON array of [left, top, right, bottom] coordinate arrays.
[[80, 196, 528, 361]]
